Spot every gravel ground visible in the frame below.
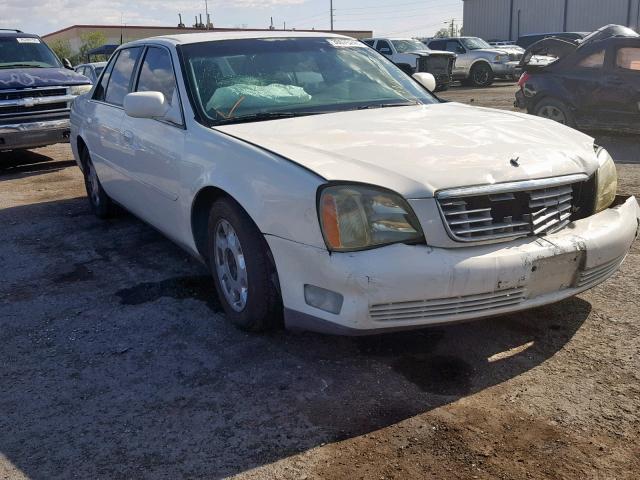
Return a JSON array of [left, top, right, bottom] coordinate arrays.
[[0, 85, 639, 480]]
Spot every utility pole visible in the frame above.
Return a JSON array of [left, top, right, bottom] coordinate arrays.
[[330, 0, 334, 31], [450, 18, 455, 37]]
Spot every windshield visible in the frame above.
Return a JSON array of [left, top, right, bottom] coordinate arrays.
[[0, 36, 61, 68], [181, 37, 437, 126], [460, 37, 492, 50], [391, 39, 427, 53]]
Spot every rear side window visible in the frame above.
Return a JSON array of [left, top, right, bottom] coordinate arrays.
[[429, 40, 445, 50], [105, 47, 143, 106], [578, 50, 605, 69], [136, 47, 178, 107], [362, 39, 374, 47], [616, 48, 640, 71]]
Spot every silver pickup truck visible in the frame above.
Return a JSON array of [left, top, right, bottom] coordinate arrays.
[[425, 37, 521, 87], [0, 29, 92, 151]]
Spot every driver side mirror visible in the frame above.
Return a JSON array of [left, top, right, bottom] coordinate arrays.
[[63, 58, 73, 70], [124, 92, 169, 119], [412, 72, 437, 92], [456, 46, 466, 54]]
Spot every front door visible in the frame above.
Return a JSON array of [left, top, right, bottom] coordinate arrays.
[[599, 42, 640, 132]]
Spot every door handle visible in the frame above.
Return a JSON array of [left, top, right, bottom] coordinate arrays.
[[122, 130, 134, 144]]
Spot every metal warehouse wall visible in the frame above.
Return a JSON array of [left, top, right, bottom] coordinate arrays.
[[463, 0, 640, 40]]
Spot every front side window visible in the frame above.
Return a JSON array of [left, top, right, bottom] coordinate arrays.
[[105, 47, 143, 106], [181, 37, 437, 126], [578, 50, 605, 69], [0, 36, 61, 68], [616, 47, 640, 71], [445, 41, 462, 53], [136, 47, 178, 107], [391, 40, 427, 53]]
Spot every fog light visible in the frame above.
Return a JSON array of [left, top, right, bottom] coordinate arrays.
[[304, 284, 344, 314]]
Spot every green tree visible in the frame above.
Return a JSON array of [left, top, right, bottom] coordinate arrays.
[[77, 31, 108, 64], [48, 39, 73, 63], [434, 28, 451, 38]]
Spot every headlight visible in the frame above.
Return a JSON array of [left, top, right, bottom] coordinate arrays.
[[494, 54, 507, 62], [318, 184, 424, 251], [68, 84, 92, 96], [594, 147, 617, 213]]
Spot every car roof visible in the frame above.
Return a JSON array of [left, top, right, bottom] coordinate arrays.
[[123, 30, 350, 47], [0, 30, 39, 39]]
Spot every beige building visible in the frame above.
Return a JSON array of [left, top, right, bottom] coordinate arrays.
[[42, 24, 373, 53]]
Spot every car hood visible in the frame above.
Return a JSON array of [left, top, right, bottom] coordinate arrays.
[[215, 102, 597, 198], [472, 48, 509, 55], [0, 67, 90, 89]]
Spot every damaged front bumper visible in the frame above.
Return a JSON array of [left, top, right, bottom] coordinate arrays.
[[0, 118, 71, 151], [268, 196, 640, 335]]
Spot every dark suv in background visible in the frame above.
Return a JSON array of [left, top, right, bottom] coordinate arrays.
[[0, 29, 91, 152]]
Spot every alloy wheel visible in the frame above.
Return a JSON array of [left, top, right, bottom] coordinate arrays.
[[86, 161, 101, 206], [538, 105, 567, 124]]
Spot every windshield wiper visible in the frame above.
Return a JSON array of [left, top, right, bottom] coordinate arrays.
[[212, 111, 319, 126], [356, 102, 420, 110], [0, 63, 45, 68]]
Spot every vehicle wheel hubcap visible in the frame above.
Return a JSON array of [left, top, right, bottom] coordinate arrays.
[[87, 161, 100, 206], [539, 105, 566, 124], [214, 219, 248, 312], [474, 68, 489, 84]]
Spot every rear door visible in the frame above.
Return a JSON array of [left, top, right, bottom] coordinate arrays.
[[601, 41, 640, 131], [86, 46, 144, 203], [557, 46, 607, 129]]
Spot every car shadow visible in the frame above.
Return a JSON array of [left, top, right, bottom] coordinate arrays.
[[0, 148, 76, 180], [0, 197, 592, 479]]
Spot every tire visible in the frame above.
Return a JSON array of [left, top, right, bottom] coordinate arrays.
[[81, 147, 115, 218], [434, 83, 449, 92], [533, 98, 576, 128], [468, 63, 494, 87], [207, 197, 282, 331]]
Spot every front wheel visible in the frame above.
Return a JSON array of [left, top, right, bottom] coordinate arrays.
[[468, 63, 494, 87], [207, 198, 282, 331]]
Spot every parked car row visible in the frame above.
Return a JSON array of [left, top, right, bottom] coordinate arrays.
[[67, 31, 638, 335]]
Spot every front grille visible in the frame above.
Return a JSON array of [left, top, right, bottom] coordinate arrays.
[[370, 287, 526, 322], [437, 176, 589, 242], [0, 87, 70, 118], [418, 55, 454, 75], [508, 52, 523, 61], [0, 87, 66, 101]]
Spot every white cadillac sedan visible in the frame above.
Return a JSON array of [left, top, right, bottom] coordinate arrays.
[[70, 32, 639, 335]]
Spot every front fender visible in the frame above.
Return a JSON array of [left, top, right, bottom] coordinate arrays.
[[181, 125, 327, 252]]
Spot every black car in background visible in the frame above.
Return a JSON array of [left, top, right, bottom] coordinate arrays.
[[515, 25, 640, 134], [516, 31, 588, 50]]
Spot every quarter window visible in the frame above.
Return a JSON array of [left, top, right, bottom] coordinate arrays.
[[136, 47, 178, 107], [616, 48, 640, 71], [94, 53, 118, 102], [578, 50, 605, 69], [105, 47, 143, 106]]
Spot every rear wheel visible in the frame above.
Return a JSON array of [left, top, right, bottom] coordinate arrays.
[[534, 98, 576, 127], [467, 63, 494, 87], [81, 147, 115, 218], [207, 198, 282, 331]]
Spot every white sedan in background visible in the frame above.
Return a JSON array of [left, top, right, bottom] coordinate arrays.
[[70, 32, 639, 335]]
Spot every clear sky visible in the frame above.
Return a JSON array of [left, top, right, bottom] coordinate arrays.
[[2, 0, 463, 38]]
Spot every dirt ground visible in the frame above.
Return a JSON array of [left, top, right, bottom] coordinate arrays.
[[1, 84, 639, 480]]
